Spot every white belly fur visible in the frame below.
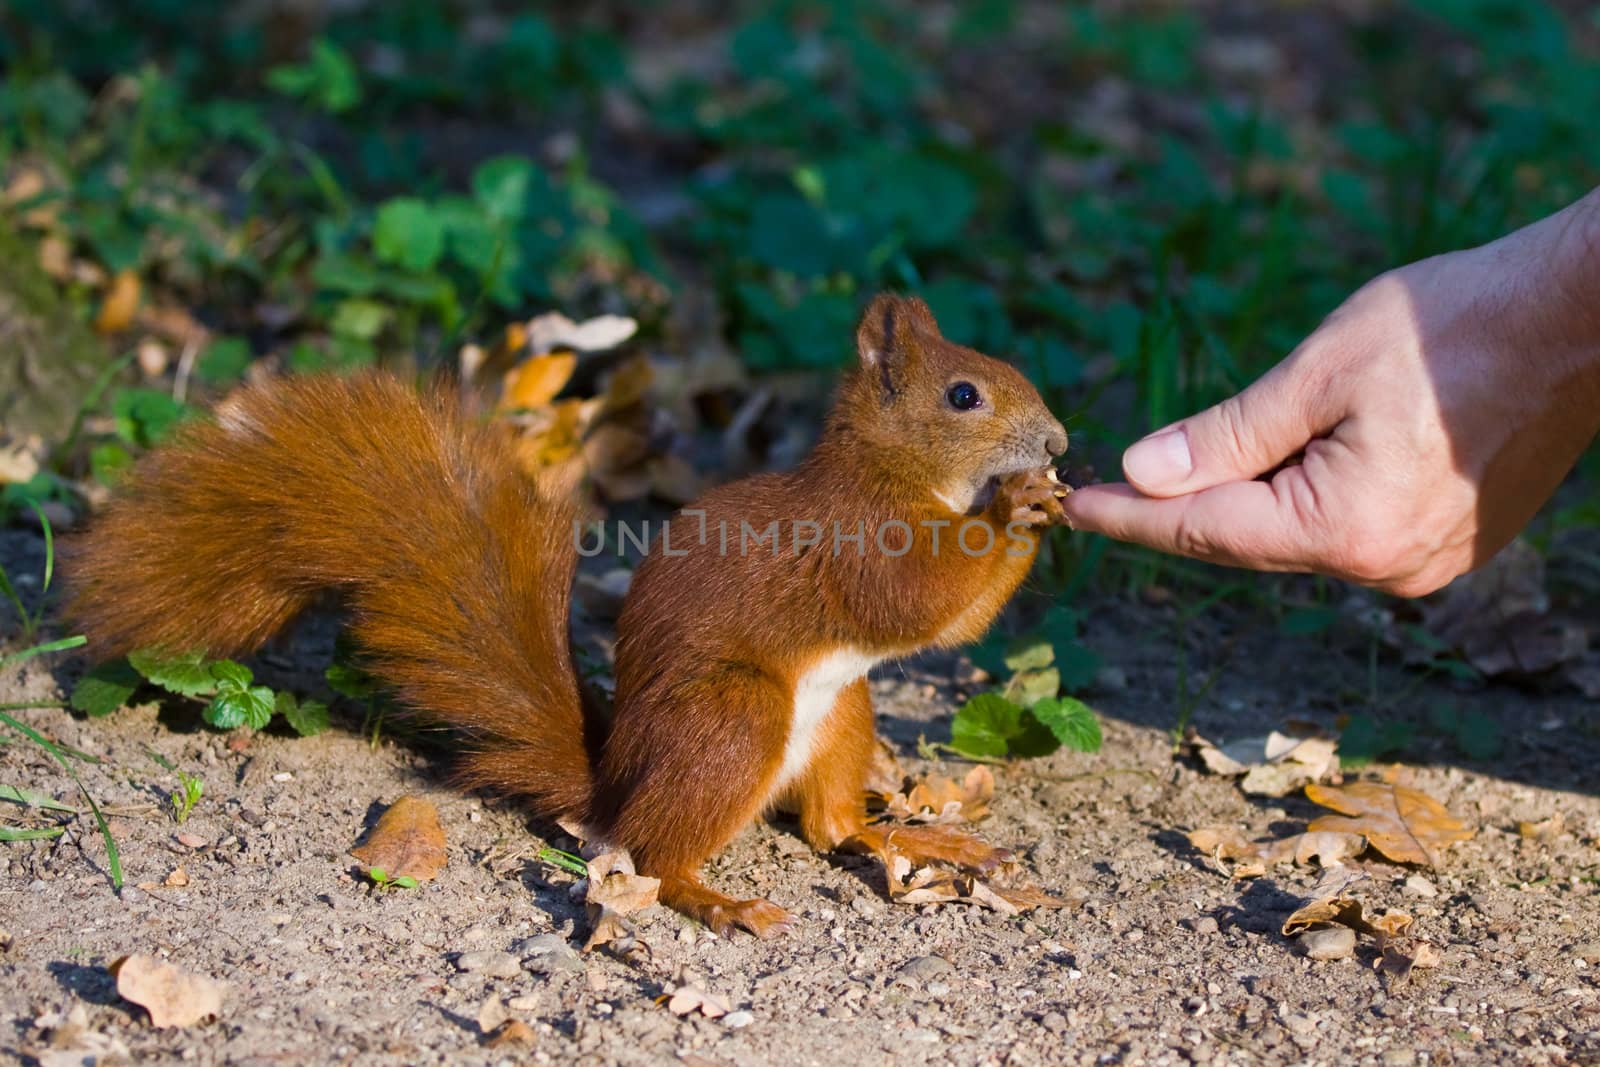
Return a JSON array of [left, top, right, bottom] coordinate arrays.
[[778, 647, 883, 788]]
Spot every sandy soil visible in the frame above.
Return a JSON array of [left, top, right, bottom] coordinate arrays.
[[3, 528, 1598, 1066]]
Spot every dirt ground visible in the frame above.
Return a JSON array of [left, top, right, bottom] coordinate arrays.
[[2, 527, 1599, 1066]]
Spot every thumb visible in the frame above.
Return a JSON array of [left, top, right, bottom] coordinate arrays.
[[1122, 358, 1329, 498]]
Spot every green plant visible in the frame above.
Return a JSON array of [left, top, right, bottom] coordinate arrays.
[[945, 606, 1105, 760], [365, 866, 418, 892], [70, 649, 329, 737], [1, 630, 122, 888], [325, 637, 385, 748], [0, 500, 57, 644], [537, 846, 589, 876], [169, 768, 203, 824]]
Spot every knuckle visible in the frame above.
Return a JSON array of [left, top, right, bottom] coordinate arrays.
[[1207, 395, 1258, 470], [1170, 512, 1218, 561]]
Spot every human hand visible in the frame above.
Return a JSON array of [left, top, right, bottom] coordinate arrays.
[[1063, 190, 1600, 597]]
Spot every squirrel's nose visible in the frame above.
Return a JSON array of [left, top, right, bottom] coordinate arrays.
[[1042, 420, 1068, 459]]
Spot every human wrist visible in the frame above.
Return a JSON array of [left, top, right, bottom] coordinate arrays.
[[1526, 186, 1600, 350]]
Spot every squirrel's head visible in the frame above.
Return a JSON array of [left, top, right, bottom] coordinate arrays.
[[840, 293, 1067, 511]]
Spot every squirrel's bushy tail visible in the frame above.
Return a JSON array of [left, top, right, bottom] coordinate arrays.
[[66, 373, 594, 822]]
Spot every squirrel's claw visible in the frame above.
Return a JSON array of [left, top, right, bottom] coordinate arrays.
[[999, 467, 1069, 527]]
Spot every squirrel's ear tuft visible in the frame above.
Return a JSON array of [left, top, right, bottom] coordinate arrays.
[[855, 294, 940, 394]]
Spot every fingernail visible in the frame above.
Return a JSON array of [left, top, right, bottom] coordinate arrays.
[[1123, 430, 1192, 491]]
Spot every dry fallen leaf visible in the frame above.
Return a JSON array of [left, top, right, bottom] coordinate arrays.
[[871, 766, 996, 825], [95, 269, 142, 335], [864, 739, 906, 796], [1187, 826, 1367, 878], [350, 795, 448, 882], [1187, 728, 1338, 797], [582, 850, 660, 953], [525, 311, 638, 356], [665, 985, 732, 1018], [33, 1002, 131, 1064], [163, 867, 190, 888], [1282, 893, 1413, 941], [501, 352, 578, 411], [1305, 781, 1473, 867], [1412, 539, 1589, 681], [1517, 812, 1566, 841], [599, 354, 654, 414], [1378, 937, 1442, 988], [1280, 873, 1440, 988], [482, 1019, 537, 1047], [0, 435, 43, 485], [111, 955, 226, 1028], [865, 829, 1074, 914]]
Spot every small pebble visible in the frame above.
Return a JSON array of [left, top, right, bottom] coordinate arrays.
[[1571, 943, 1600, 963], [897, 955, 953, 982], [1040, 1011, 1068, 1034], [1299, 926, 1357, 961], [455, 951, 521, 978], [1402, 874, 1437, 898], [1190, 916, 1219, 936], [175, 832, 207, 849], [723, 1010, 754, 1029], [272, 772, 294, 783], [515, 934, 584, 975]]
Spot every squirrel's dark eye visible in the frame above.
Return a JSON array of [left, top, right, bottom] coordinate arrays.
[[946, 381, 982, 411]]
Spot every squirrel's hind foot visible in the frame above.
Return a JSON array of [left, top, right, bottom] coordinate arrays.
[[659, 872, 793, 939]]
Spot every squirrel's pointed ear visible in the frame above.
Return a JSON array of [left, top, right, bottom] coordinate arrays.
[[856, 294, 940, 395]]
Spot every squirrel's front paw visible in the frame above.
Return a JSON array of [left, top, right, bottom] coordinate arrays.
[[998, 467, 1069, 527]]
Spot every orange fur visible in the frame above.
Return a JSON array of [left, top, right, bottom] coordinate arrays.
[[65, 294, 1068, 936]]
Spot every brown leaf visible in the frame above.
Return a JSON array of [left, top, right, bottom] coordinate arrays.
[[1187, 827, 1367, 878], [1414, 539, 1587, 678], [665, 985, 731, 1018], [1186, 728, 1338, 796], [482, 1019, 537, 1048], [869, 766, 994, 825], [95, 270, 142, 335], [1281, 894, 1412, 942], [867, 832, 1073, 914], [136, 304, 210, 348], [510, 398, 594, 472], [1378, 937, 1441, 988], [582, 850, 660, 953], [111, 955, 226, 1028], [863, 739, 906, 796], [500, 352, 578, 411], [350, 795, 448, 882], [163, 867, 190, 888], [600, 355, 654, 414], [583, 422, 655, 501], [1517, 812, 1566, 841], [1305, 781, 1473, 867]]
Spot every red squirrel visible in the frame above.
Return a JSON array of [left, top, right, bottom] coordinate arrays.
[[67, 294, 1069, 937]]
